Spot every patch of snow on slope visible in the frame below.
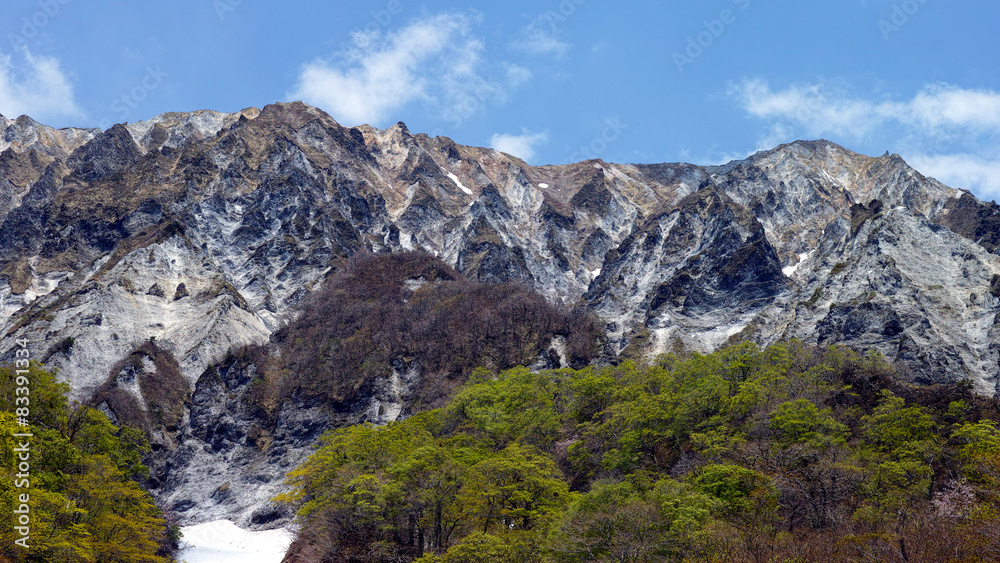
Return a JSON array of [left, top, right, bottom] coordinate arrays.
[[538, 183, 549, 188], [447, 172, 473, 195], [178, 520, 293, 563], [782, 251, 813, 277]]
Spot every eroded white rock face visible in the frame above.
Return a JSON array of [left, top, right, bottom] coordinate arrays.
[[753, 207, 1000, 395], [1, 112, 998, 395], [8, 234, 270, 400], [2, 104, 1000, 532], [0, 114, 98, 157]]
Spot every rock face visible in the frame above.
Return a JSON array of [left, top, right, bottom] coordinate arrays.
[[2, 103, 1000, 527]]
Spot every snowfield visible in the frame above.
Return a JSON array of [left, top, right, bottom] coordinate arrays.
[[179, 520, 294, 563]]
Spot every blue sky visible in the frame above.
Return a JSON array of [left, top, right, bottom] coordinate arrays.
[[3, 0, 1000, 199]]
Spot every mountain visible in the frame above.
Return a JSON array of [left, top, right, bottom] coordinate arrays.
[[2, 102, 999, 529]]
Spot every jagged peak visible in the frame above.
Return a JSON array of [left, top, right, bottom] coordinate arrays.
[[0, 113, 99, 157], [13, 114, 41, 128], [255, 101, 330, 123], [122, 108, 262, 151], [385, 120, 411, 139]]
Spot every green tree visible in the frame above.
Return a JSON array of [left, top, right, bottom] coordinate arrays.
[[769, 399, 847, 449], [549, 477, 717, 562], [464, 443, 570, 533], [0, 364, 169, 563]]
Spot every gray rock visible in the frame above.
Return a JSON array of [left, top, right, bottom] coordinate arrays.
[[2, 104, 1000, 530]]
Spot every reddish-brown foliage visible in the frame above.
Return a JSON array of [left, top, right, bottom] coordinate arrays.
[[272, 252, 599, 411]]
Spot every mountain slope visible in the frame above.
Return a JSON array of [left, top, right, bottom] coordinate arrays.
[[2, 102, 1000, 527], [1, 103, 998, 395]]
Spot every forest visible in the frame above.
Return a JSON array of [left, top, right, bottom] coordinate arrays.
[[0, 362, 176, 563], [280, 341, 1000, 562], [265, 252, 598, 413], [4, 253, 1000, 562]]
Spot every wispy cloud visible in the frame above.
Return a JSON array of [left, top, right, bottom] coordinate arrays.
[[908, 153, 1000, 201], [730, 79, 1000, 141], [728, 79, 1000, 198], [509, 23, 571, 56], [730, 79, 883, 140], [289, 12, 519, 127], [0, 47, 80, 121], [490, 129, 549, 161]]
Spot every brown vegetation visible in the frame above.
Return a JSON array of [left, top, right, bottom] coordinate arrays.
[[90, 341, 190, 437], [269, 252, 599, 412]]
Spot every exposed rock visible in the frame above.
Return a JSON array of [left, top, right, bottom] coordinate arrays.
[[2, 103, 1000, 529]]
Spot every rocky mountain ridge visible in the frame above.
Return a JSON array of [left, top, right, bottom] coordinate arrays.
[[2, 102, 1000, 527], [2, 102, 999, 394]]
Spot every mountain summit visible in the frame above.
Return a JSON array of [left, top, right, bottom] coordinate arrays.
[[2, 102, 996, 397], [2, 102, 1000, 526]]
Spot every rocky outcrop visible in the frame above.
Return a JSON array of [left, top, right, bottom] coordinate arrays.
[[2, 102, 1000, 526], [1, 104, 998, 394]]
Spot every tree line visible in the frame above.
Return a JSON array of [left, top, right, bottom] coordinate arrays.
[[0, 362, 176, 563], [279, 341, 1000, 562]]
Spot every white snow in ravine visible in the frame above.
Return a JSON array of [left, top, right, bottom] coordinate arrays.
[[178, 520, 294, 563], [782, 251, 813, 277], [538, 182, 549, 188], [446, 172, 474, 195]]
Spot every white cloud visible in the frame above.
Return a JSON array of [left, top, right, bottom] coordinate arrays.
[[0, 47, 80, 121], [907, 153, 1000, 201], [730, 79, 886, 140], [906, 84, 1000, 130], [591, 41, 610, 55], [729, 79, 1000, 197], [289, 12, 516, 127], [502, 62, 532, 87], [730, 79, 1000, 141], [510, 24, 571, 56], [490, 130, 549, 161]]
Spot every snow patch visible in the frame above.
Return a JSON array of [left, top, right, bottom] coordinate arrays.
[[782, 251, 814, 277], [178, 520, 293, 563], [400, 232, 414, 251], [446, 172, 473, 195], [538, 183, 549, 189]]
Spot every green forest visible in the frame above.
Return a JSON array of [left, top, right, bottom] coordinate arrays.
[[280, 341, 1000, 563], [0, 362, 176, 563]]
